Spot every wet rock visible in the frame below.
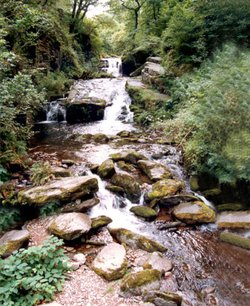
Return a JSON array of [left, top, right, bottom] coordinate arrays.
[[217, 211, 250, 229], [92, 133, 110, 143], [138, 160, 172, 182], [189, 176, 199, 191], [18, 176, 98, 206], [61, 159, 75, 166], [173, 201, 216, 224], [120, 269, 161, 296], [216, 203, 245, 212], [117, 130, 132, 137], [144, 291, 182, 306], [148, 179, 184, 201], [66, 97, 106, 124], [140, 252, 172, 274], [130, 206, 157, 219], [110, 150, 147, 165], [51, 167, 72, 178], [219, 231, 250, 250], [98, 159, 115, 178], [91, 216, 113, 230], [61, 197, 100, 213], [92, 243, 127, 281], [150, 194, 200, 208], [0, 230, 30, 257], [111, 173, 141, 201], [109, 228, 166, 253], [106, 184, 125, 196], [117, 161, 136, 173], [48, 213, 92, 240]]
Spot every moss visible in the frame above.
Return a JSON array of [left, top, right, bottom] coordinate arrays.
[[148, 179, 184, 200], [106, 184, 125, 196], [111, 173, 141, 201], [220, 231, 250, 250], [216, 203, 245, 212], [91, 216, 112, 229], [130, 206, 157, 219], [98, 159, 115, 179]]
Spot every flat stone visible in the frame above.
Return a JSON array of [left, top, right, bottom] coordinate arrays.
[[61, 197, 100, 213], [219, 231, 250, 250], [130, 206, 157, 219], [141, 252, 172, 274], [51, 167, 72, 177], [0, 230, 30, 257], [109, 228, 166, 253], [18, 176, 98, 206], [110, 150, 147, 165], [92, 243, 127, 281], [48, 213, 92, 240], [120, 269, 161, 296], [138, 160, 172, 182], [217, 211, 250, 229], [173, 201, 216, 224]]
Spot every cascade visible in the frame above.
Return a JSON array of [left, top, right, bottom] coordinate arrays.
[[46, 101, 66, 122]]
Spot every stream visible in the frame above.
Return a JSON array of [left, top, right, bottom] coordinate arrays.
[[31, 59, 250, 306]]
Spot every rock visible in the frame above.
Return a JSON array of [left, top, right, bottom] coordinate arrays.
[[189, 176, 199, 191], [117, 161, 136, 173], [72, 253, 86, 265], [109, 228, 166, 253], [106, 184, 125, 196], [0, 230, 30, 257], [111, 173, 141, 201], [18, 176, 98, 206], [92, 133, 110, 143], [120, 269, 161, 296], [69, 261, 80, 271], [117, 130, 132, 137], [219, 231, 250, 250], [138, 160, 172, 182], [216, 203, 245, 212], [66, 97, 106, 124], [216, 211, 250, 229], [110, 150, 147, 165], [148, 179, 184, 201], [141, 252, 172, 274], [48, 213, 92, 240], [142, 62, 165, 85], [98, 159, 115, 178], [173, 201, 216, 224], [150, 194, 200, 208], [61, 197, 100, 213], [61, 159, 75, 166], [130, 206, 157, 219], [51, 167, 72, 178], [91, 216, 113, 229], [144, 291, 182, 306], [92, 243, 127, 281]]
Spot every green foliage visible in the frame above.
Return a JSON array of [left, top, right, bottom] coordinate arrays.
[[165, 44, 250, 183], [39, 201, 61, 217], [0, 207, 21, 233], [30, 162, 55, 186], [0, 236, 70, 306], [0, 165, 8, 184]]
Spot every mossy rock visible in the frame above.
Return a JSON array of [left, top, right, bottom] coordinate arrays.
[[138, 160, 172, 182], [109, 228, 166, 253], [120, 269, 161, 296], [130, 206, 157, 219], [216, 211, 250, 229], [144, 291, 182, 306], [92, 133, 110, 143], [0, 230, 30, 257], [219, 231, 250, 250], [173, 201, 216, 224], [110, 150, 147, 165], [98, 159, 115, 179], [117, 161, 136, 173], [106, 184, 125, 196], [111, 173, 141, 201], [91, 216, 112, 230], [51, 167, 72, 178], [216, 203, 245, 212], [148, 179, 184, 201], [190, 176, 199, 191], [92, 243, 127, 281]]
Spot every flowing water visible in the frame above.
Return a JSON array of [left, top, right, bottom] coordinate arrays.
[[32, 60, 250, 306]]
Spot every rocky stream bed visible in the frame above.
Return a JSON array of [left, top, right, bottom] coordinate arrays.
[[1, 63, 250, 306]]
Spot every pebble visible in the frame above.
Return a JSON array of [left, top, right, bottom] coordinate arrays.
[[72, 253, 86, 265]]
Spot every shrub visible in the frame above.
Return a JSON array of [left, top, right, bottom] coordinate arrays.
[[0, 236, 70, 306], [165, 44, 250, 183], [30, 162, 55, 186], [0, 207, 21, 233]]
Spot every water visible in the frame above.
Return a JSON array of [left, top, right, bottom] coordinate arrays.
[[31, 58, 250, 306], [101, 57, 122, 77], [42, 101, 66, 123]]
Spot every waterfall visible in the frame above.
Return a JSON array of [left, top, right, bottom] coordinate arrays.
[[101, 57, 122, 77], [46, 101, 66, 122]]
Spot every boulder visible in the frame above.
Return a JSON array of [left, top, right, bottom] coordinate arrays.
[[120, 269, 161, 296], [117, 161, 136, 173], [0, 230, 30, 257], [61, 197, 100, 213], [98, 159, 115, 179], [147, 57, 162, 64], [66, 97, 106, 124], [148, 179, 184, 201], [219, 231, 250, 250], [51, 167, 72, 178], [144, 291, 182, 306], [141, 252, 172, 274], [142, 62, 165, 85], [130, 206, 157, 219], [110, 150, 147, 165], [138, 160, 172, 182], [150, 194, 200, 208], [173, 201, 216, 224], [111, 173, 141, 201], [92, 133, 110, 143], [106, 184, 125, 196], [18, 176, 98, 206], [91, 216, 113, 230], [109, 228, 166, 253], [92, 243, 127, 281], [216, 211, 250, 229], [48, 213, 92, 240]]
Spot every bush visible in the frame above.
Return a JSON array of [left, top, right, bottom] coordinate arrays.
[[165, 44, 250, 183], [0, 206, 21, 233], [30, 162, 55, 186], [0, 236, 70, 306]]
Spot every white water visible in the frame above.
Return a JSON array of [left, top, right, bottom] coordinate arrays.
[[45, 101, 66, 122], [101, 57, 122, 77]]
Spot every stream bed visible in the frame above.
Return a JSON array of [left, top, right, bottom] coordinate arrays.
[[30, 73, 250, 306]]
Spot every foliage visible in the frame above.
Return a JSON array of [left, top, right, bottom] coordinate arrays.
[[0, 165, 9, 184], [165, 44, 250, 183], [30, 162, 55, 186], [0, 236, 70, 306], [0, 207, 21, 233], [39, 201, 61, 217]]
